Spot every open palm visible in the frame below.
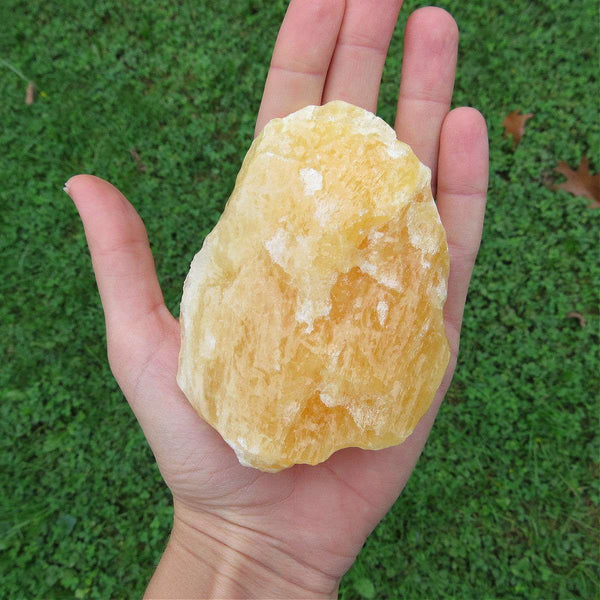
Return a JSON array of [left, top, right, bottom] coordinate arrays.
[[69, 2, 488, 597]]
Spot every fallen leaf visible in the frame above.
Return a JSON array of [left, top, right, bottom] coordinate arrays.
[[566, 312, 586, 328], [129, 147, 147, 172], [25, 81, 36, 105], [549, 157, 600, 208], [502, 110, 534, 148]]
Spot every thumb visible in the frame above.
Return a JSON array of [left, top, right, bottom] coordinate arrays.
[[66, 174, 176, 390]]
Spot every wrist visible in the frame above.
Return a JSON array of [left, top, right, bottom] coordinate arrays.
[[145, 502, 340, 599]]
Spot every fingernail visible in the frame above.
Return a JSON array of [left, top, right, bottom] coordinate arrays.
[[63, 181, 71, 196]]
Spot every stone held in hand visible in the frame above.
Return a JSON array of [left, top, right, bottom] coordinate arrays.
[[177, 101, 450, 472]]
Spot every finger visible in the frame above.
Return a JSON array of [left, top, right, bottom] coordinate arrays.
[[66, 174, 173, 353], [66, 175, 218, 458], [321, 0, 403, 112], [394, 7, 458, 193], [436, 107, 489, 342], [254, 0, 345, 136]]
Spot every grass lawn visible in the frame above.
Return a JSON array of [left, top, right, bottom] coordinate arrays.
[[1, 0, 598, 598]]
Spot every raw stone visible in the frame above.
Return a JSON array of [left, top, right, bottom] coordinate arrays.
[[178, 101, 450, 472]]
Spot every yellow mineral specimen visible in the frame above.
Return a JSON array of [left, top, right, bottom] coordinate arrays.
[[177, 101, 450, 472]]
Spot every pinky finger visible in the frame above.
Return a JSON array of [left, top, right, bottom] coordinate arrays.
[[436, 107, 489, 345]]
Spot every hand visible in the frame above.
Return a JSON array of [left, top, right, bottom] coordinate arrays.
[[67, 2, 488, 598]]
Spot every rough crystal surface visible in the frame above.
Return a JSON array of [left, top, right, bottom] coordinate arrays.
[[177, 101, 450, 472]]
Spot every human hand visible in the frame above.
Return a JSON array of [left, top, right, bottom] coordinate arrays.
[[67, 2, 488, 598]]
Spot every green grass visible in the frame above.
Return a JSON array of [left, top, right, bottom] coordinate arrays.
[[1, 0, 598, 598]]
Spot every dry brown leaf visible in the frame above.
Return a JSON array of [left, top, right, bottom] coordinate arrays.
[[129, 148, 147, 172], [502, 110, 534, 148], [25, 81, 36, 105], [566, 312, 586, 328], [550, 157, 600, 208]]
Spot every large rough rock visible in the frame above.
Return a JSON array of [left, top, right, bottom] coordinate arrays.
[[177, 101, 450, 472]]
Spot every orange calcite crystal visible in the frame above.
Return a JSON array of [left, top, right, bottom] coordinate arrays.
[[177, 101, 450, 472]]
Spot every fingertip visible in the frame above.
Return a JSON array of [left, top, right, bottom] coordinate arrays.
[[64, 174, 85, 199], [64, 174, 90, 194], [64, 174, 117, 200], [64, 175, 135, 227], [406, 6, 459, 54], [443, 106, 488, 143], [439, 107, 489, 196]]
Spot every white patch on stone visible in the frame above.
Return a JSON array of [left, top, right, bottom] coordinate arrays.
[[319, 392, 337, 407], [409, 229, 438, 255], [295, 233, 311, 255], [368, 230, 384, 242], [420, 254, 431, 270], [377, 300, 389, 326], [300, 167, 323, 196], [295, 297, 331, 334], [283, 401, 300, 423], [298, 104, 316, 120], [360, 261, 402, 292], [386, 142, 407, 159], [418, 161, 432, 188], [433, 276, 448, 306], [354, 297, 363, 309], [314, 200, 335, 225], [264, 228, 288, 266], [263, 151, 297, 164], [407, 202, 439, 255], [355, 113, 386, 137], [202, 332, 216, 357], [207, 333, 216, 350], [186, 232, 216, 289], [379, 274, 400, 291], [359, 261, 378, 278], [348, 403, 377, 429], [392, 190, 409, 208], [295, 299, 314, 333]]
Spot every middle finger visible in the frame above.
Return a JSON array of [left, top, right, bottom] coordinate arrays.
[[255, 0, 345, 136], [321, 0, 403, 112]]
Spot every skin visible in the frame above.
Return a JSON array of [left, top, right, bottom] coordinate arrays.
[[66, 1, 489, 598]]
